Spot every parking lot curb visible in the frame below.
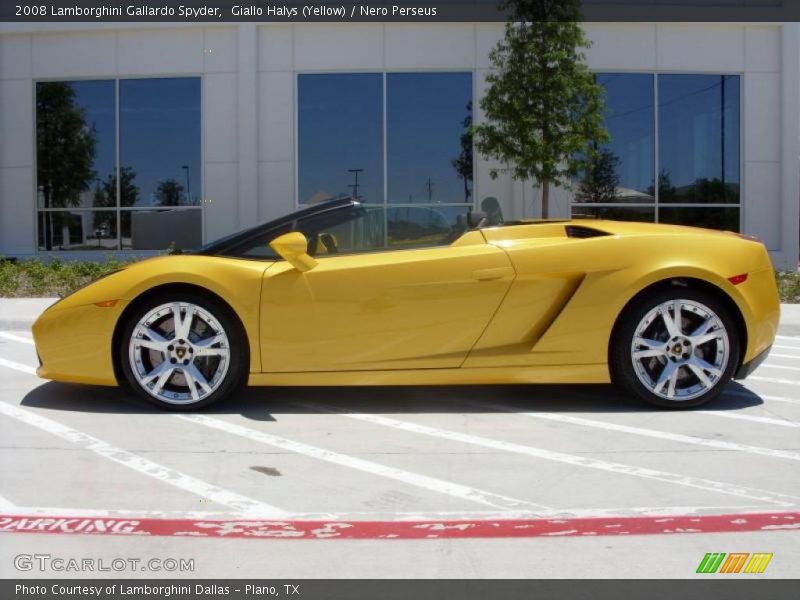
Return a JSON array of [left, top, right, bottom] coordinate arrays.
[[1, 510, 798, 540]]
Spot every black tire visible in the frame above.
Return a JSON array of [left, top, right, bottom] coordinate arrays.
[[611, 287, 740, 409], [119, 290, 248, 411]]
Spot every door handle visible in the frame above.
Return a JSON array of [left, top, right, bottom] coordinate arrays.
[[472, 267, 514, 281]]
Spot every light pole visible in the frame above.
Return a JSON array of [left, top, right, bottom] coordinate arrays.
[[182, 165, 191, 204], [348, 168, 363, 201]]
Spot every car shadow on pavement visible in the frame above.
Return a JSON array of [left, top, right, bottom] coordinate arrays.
[[19, 380, 765, 419]]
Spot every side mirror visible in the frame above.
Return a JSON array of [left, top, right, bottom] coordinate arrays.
[[269, 232, 318, 272]]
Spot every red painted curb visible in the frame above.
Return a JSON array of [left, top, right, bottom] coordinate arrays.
[[1, 511, 799, 540]]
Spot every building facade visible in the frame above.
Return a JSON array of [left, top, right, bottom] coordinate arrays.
[[0, 22, 798, 269]]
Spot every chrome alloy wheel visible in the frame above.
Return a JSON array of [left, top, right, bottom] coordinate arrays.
[[128, 302, 231, 405], [630, 299, 730, 402]]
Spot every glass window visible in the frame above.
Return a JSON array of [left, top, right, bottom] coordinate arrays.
[[36, 78, 202, 252], [658, 207, 740, 232], [37, 210, 118, 251], [387, 73, 473, 204], [387, 206, 469, 248], [570, 72, 741, 232], [574, 74, 655, 204], [229, 204, 470, 260], [297, 74, 384, 205], [658, 75, 740, 204], [121, 209, 202, 251], [571, 206, 655, 223], [36, 81, 116, 211], [120, 78, 201, 207]]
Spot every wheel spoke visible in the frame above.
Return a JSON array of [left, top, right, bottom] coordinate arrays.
[[689, 356, 722, 378], [195, 347, 229, 358], [687, 362, 711, 387], [633, 337, 666, 359], [172, 303, 195, 341], [694, 332, 723, 346], [193, 333, 229, 358], [141, 361, 171, 386], [667, 366, 680, 399], [653, 361, 678, 394], [661, 302, 682, 337], [153, 365, 175, 392], [183, 365, 211, 401], [690, 318, 714, 338], [135, 339, 167, 353]]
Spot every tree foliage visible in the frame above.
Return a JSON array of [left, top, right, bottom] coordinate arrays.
[[36, 83, 97, 210], [575, 148, 619, 203], [473, 0, 608, 217], [156, 178, 185, 206]]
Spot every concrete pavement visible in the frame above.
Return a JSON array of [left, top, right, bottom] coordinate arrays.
[[0, 300, 798, 578]]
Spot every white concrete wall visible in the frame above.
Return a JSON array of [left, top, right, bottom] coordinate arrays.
[[0, 22, 797, 269]]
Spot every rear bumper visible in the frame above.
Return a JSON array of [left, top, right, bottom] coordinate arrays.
[[734, 344, 771, 380]]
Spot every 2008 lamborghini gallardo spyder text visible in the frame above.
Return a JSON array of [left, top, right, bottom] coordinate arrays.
[[32, 198, 779, 410]]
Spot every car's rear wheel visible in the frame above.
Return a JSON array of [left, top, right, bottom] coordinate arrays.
[[612, 288, 740, 409], [119, 291, 247, 410]]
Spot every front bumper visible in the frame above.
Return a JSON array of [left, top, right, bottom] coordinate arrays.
[[33, 301, 125, 386], [734, 344, 771, 380]]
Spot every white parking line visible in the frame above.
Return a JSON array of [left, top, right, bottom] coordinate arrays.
[[749, 375, 800, 387], [761, 364, 800, 373], [0, 493, 15, 509], [296, 401, 800, 507], [775, 335, 800, 341], [772, 345, 800, 352], [696, 411, 800, 428], [725, 391, 800, 406], [178, 414, 550, 511], [492, 410, 800, 461], [0, 357, 36, 375], [0, 332, 34, 345], [0, 401, 287, 517]]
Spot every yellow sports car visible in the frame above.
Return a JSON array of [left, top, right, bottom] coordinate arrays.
[[32, 198, 779, 410]]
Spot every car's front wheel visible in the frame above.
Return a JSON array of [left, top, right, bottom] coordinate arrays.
[[612, 288, 740, 409], [119, 291, 247, 410]]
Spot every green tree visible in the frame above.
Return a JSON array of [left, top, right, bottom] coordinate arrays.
[[473, 0, 608, 217], [451, 101, 474, 203], [575, 148, 620, 203], [155, 178, 185, 207], [36, 82, 97, 249]]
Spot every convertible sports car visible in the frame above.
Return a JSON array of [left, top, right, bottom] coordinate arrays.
[[32, 198, 779, 411]]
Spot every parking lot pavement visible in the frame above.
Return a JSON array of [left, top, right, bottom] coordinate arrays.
[[0, 322, 799, 578]]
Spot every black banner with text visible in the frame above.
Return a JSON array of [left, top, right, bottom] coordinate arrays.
[[1, 0, 800, 23]]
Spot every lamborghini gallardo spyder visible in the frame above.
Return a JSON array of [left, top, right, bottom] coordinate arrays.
[[32, 198, 779, 410]]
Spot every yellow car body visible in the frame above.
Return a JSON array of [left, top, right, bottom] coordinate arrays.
[[33, 205, 779, 398]]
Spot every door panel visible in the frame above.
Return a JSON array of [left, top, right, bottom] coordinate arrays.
[[260, 245, 514, 372]]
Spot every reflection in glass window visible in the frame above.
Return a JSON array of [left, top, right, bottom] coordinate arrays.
[[574, 74, 654, 204], [121, 210, 202, 251], [37, 211, 118, 251], [298, 74, 384, 205], [387, 73, 473, 204], [387, 206, 468, 248], [658, 75, 740, 204], [36, 81, 116, 211], [120, 78, 201, 207], [658, 207, 739, 232], [36, 78, 202, 252], [571, 205, 655, 223]]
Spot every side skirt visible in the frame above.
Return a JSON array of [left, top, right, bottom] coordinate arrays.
[[248, 364, 610, 387]]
